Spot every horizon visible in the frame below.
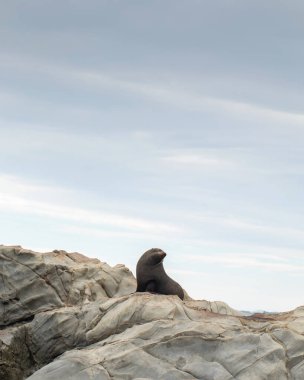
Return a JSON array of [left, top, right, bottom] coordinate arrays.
[[1, 0, 304, 312]]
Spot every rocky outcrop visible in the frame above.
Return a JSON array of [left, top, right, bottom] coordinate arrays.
[[1, 245, 304, 379], [0, 245, 136, 379], [0, 245, 135, 327]]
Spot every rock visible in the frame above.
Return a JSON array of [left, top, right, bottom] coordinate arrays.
[[26, 300, 304, 380], [0, 245, 136, 379], [0, 245, 304, 379], [0, 245, 136, 326]]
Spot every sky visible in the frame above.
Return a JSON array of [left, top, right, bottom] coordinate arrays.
[[1, 0, 304, 312]]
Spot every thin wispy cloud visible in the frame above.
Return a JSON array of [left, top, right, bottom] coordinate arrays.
[[184, 238, 304, 260], [61, 225, 139, 239], [186, 254, 304, 273], [0, 121, 111, 155], [162, 153, 231, 167], [189, 214, 304, 241], [1, 54, 304, 127], [168, 269, 209, 277], [61, 225, 166, 241], [0, 175, 181, 235]]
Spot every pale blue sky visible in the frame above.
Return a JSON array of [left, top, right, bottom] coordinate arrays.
[[1, 0, 304, 311]]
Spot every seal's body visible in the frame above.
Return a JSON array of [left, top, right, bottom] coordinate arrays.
[[136, 248, 184, 300]]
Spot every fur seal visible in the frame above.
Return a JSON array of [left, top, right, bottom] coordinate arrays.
[[136, 248, 184, 300]]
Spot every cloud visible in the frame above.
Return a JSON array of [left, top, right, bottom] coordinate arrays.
[[0, 121, 108, 155], [61, 225, 163, 241], [1, 53, 304, 127], [0, 174, 181, 235], [58, 67, 304, 126], [184, 238, 304, 260], [168, 268, 208, 277], [188, 214, 304, 241], [186, 253, 304, 273], [162, 153, 231, 167]]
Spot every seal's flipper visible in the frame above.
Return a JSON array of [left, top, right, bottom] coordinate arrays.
[[145, 280, 156, 292]]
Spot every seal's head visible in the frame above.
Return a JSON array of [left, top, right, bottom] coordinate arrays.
[[139, 248, 166, 267], [136, 248, 167, 292]]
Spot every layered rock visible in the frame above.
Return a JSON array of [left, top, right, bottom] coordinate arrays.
[[0, 245, 135, 379], [1, 245, 303, 379], [0, 245, 135, 327]]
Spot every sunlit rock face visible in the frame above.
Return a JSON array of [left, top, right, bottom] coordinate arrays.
[[1, 245, 303, 380]]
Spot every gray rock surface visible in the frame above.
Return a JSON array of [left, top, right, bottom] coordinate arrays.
[[0, 245, 135, 327], [1, 245, 303, 380]]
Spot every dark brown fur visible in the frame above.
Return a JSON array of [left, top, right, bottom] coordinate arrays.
[[136, 248, 184, 300]]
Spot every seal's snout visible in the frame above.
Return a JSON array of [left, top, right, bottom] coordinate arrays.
[[159, 251, 166, 260], [148, 248, 166, 265]]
